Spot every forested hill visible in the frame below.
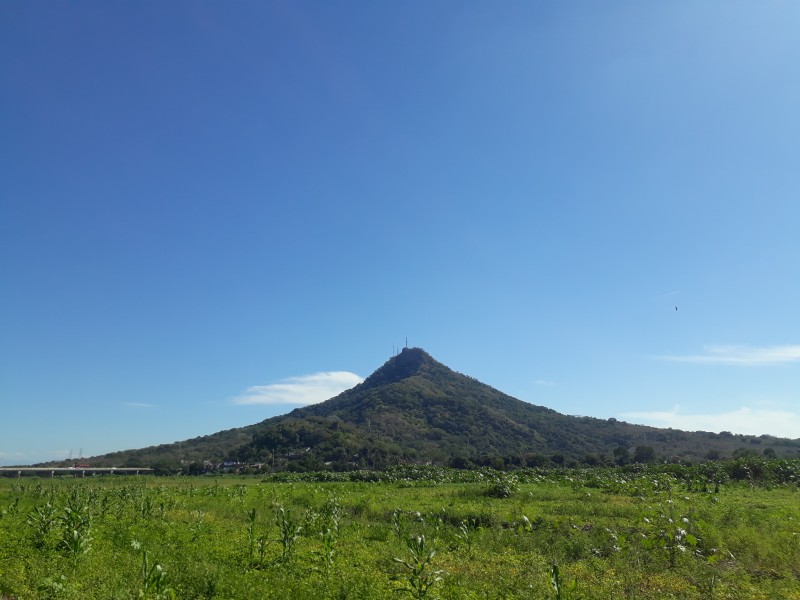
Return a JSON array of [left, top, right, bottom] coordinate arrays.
[[56, 348, 800, 471]]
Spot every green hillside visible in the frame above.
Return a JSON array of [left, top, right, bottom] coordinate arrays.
[[51, 348, 800, 471]]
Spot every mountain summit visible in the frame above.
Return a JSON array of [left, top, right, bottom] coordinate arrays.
[[233, 346, 566, 468], [77, 348, 799, 470], [359, 347, 437, 387]]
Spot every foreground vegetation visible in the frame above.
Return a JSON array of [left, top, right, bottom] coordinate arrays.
[[1, 459, 798, 599]]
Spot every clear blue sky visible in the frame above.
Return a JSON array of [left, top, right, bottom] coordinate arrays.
[[2, 2, 799, 465]]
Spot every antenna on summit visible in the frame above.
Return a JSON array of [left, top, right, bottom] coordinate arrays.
[[405, 337, 408, 349]]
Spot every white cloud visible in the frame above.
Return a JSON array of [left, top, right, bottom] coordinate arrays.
[[534, 379, 557, 386], [656, 344, 800, 366], [232, 371, 364, 406], [621, 405, 800, 438]]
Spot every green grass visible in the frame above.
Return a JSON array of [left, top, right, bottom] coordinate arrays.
[[0, 464, 798, 599]]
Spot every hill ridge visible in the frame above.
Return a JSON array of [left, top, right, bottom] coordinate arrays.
[[40, 348, 800, 471]]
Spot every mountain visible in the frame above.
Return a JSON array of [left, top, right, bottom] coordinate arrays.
[[67, 348, 800, 471]]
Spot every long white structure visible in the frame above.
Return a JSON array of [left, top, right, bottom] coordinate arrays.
[[0, 467, 153, 477]]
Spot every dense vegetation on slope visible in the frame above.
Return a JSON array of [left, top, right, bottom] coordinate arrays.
[[229, 348, 799, 470], [45, 348, 800, 471]]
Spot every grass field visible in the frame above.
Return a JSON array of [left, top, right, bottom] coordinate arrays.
[[1, 461, 798, 599]]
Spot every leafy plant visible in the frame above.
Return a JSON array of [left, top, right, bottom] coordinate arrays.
[[57, 497, 93, 564], [246, 507, 258, 563], [640, 499, 699, 568], [26, 502, 57, 548], [393, 508, 404, 540], [188, 509, 205, 542], [318, 527, 337, 573], [393, 535, 444, 599], [244, 507, 271, 569], [36, 575, 68, 599], [484, 472, 518, 498], [550, 564, 581, 600], [455, 518, 480, 552], [276, 506, 301, 561], [59, 528, 93, 564], [131, 540, 175, 600]]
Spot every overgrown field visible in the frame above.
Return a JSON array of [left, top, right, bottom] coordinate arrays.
[[1, 461, 799, 599]]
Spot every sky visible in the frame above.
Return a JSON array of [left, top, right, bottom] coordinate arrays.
[[2, 2, 799, 466]]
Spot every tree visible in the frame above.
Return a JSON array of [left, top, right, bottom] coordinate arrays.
[[448, 456, 472, 469], [613, 444, 630, 466], [524, 453, 548, 468], [184, 462, 208, 476], [633, 446, 656, 463], [151, 459, 181, 476], [583, 454, 600, 466], [733, 447, 757, 459]]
